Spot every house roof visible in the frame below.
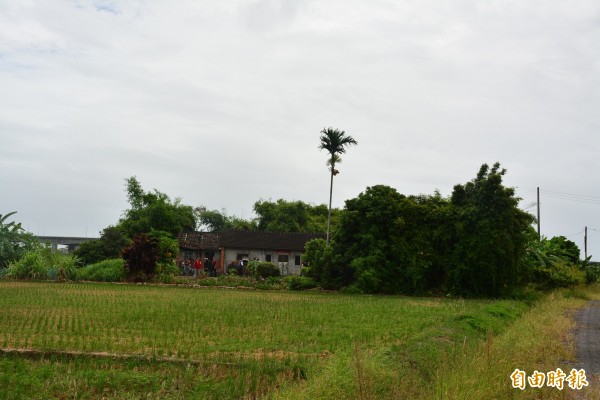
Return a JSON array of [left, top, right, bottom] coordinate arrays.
[[178, 231, 220, 250], [178, 230, 325, 252]]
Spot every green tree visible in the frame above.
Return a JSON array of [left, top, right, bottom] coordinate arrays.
[[448, 163, 534, 296], [525, 234, 584, 288], [302, 238, 333, 285], [74, 225, 130, 265], [319, 127, 357, 244], [548, 236, 580, 264], [197, 208, 256, 232], [0, 212, 38, 268], [253, 199, 340, 233], [331, 185, 438, 294], [119, 177, 196, 238]]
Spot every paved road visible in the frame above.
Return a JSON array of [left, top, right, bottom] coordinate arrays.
[[575, 301, 600, 375]]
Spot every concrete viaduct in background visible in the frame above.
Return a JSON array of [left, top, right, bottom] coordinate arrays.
[[35, 236, 99, 253]]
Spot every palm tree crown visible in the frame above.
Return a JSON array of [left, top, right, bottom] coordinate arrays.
[[318, 127, 357, 244], [319, 128, 358, 164]]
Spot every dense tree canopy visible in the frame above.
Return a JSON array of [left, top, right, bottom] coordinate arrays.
[[253, 199, 339, 233], [447, 163, 535, 296], [75, 177, 197, 266], [305, 163, 539, 297], [74, 225, 130, 265], [197, 209, 257, 232], [119, 177, 197, 238]]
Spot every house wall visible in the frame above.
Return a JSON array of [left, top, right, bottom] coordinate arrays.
[[222, 248, 304, 276], [177, 250, 221, 275]]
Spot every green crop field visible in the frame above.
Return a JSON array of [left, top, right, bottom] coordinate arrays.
[[0, 282, 592, 399]]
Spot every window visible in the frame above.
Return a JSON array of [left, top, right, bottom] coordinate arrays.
[[265, 254, 272, 262], [277, 254, 289, 263], [295, 255, 301, 266]]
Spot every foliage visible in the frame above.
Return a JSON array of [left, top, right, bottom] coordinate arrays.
[[247, 260, 281, 279], [74, 225, 130, 265], [583, 261, 600, 284], [119, 176, 196, 238], [6, 246, 78, 281], [253, 199, 340, 233], [329, 185, 442, 294], [122, 233, 158, 282], [548, 235, 581, 263], [0, 212, 38, 269], [285, 275, 317, 291], [446, 163, 535, 296], [318, 127, 358, 173], [308, 163, 538, 297], [197, 208, 257, 231], [147, 230, 178, 265], [526, 235, 585, 288], [76, 258, 126, 282], [154, 261, 179, 283], [302, 238, 332, 283]]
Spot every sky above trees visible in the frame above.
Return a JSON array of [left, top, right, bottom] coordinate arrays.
[[1, 0, 599, 259]]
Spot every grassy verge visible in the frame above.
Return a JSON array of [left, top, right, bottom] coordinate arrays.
[[271, 286, 598, 399]]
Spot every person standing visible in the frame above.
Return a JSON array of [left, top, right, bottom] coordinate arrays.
[[194, 257, 202, 278]]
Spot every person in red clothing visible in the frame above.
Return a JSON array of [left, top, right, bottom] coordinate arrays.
[[193, 257, 202, 278]]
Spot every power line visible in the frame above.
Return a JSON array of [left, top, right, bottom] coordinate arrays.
[[539, 189, 600, 205], [542, 189, 600, 200], [565, 230, 585, 238]]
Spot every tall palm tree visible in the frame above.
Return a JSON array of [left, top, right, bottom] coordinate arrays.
[[319, 127, 358, 244]]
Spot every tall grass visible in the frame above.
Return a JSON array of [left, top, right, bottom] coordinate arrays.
[[5, 247, 77, 281]]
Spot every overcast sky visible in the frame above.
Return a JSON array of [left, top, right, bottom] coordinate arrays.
[[1, 0, 599, 259]]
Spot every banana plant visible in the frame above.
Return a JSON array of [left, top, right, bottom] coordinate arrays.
[[0, 212, 37, 268]]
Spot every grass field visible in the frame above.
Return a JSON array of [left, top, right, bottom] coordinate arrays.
[[0, 282, 594, 399]]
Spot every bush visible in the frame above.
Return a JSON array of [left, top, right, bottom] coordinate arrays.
[[122, 233, 158, 282], [253, 262, 281, 279], [6, 247, 78, 281], [76, 259, 126, 282], [154, 261, 179, 283], [285, 275, 317, 291], [531, 260, 585, 289], [583, 262, 600, 284]]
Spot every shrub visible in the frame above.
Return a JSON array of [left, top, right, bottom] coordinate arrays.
[[7, 250, 47, 279], [122, 233, 158, 282], [6, 247, 78, 281], [253, 262, 281, 279], [583, 262, 600, 284], [285, 276, 317, 291], [531, 260, 585, 289], [154, 261, 178, 283], [76, 259, 126, 282]]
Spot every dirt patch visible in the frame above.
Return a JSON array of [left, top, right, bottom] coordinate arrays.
[[0, 347, 329, 364]]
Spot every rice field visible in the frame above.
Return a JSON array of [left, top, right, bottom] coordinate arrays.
[[0, 281, 542, 399]]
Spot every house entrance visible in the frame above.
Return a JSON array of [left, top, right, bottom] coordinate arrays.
[[277, 254, 289, 276]]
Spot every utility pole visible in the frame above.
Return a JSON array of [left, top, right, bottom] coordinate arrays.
[[585, 226, 588, 260], [537, 187, 541, 241]]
